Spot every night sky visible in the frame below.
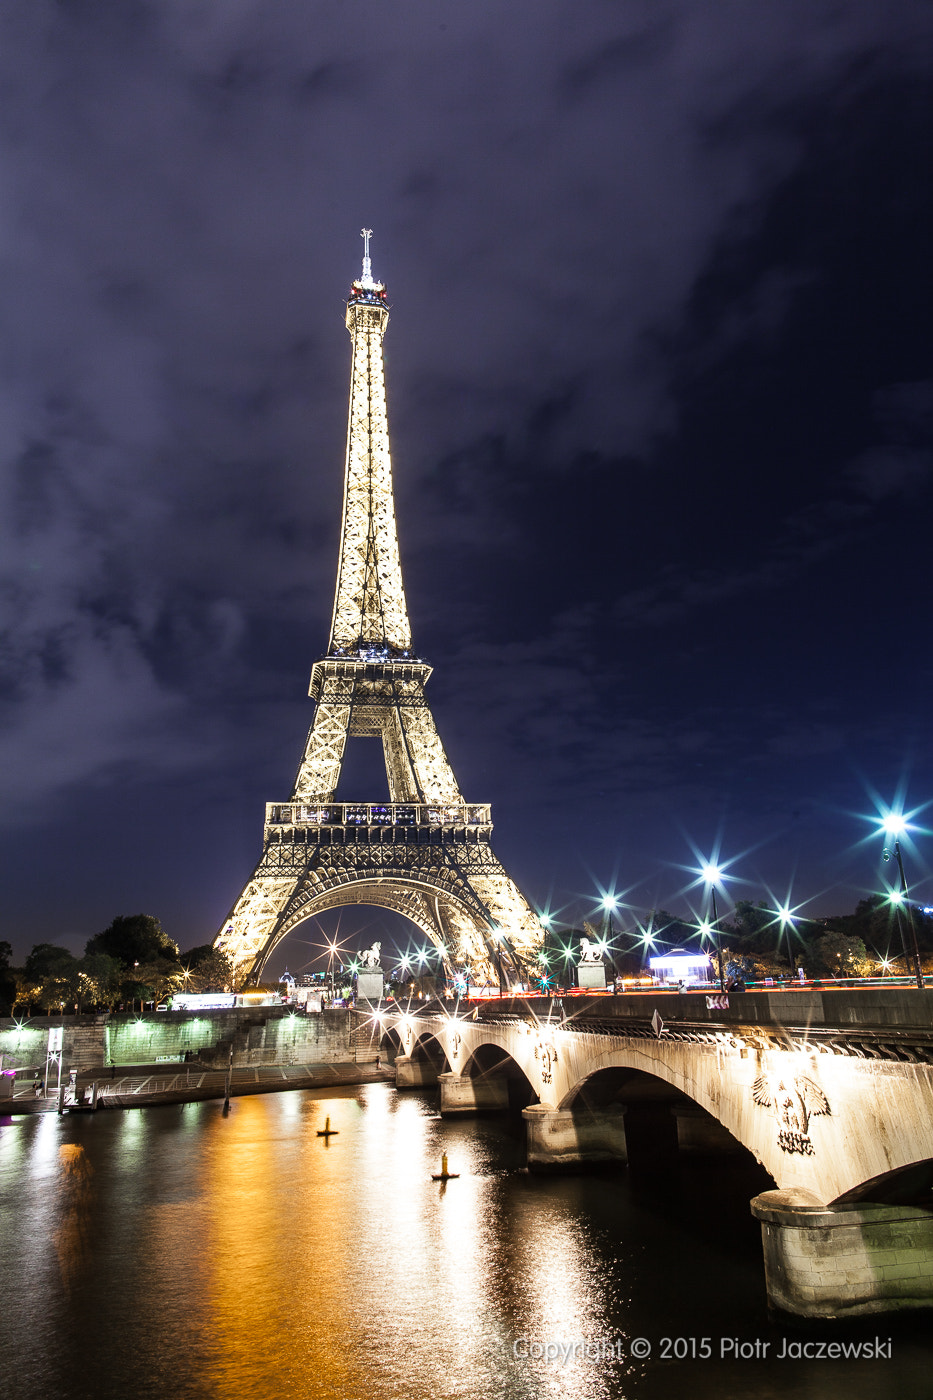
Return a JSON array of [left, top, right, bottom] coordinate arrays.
[[1, 2, 932, 970]]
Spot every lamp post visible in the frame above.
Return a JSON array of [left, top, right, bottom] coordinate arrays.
[[326, 942, 339, 1005], [882, 816, 924, 990], [491, 930, 504, 998], [776, 907, 796, 971], [600, 895, 618, 986], [701, 865, 726, 992]]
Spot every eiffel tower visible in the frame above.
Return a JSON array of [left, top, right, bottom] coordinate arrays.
[[215, 232, 543, 987]]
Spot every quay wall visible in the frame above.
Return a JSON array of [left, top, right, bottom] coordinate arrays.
[[0, 1008, 371, 1075]]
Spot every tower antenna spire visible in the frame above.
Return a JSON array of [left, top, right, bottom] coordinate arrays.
[[360, 227, 374, 287]]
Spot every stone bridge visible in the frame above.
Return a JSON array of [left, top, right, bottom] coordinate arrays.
[[377, 989, 933, 1320]]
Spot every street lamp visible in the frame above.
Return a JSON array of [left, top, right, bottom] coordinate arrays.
[[701, 864, 726, 992], [600, 894, 619, 984], [491, 929, 505, 997], [775, 906, 795, 963], [326, 941, 340, 1004], [881, 815, 924, 989]]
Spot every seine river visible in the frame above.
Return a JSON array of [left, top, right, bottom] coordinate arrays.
[[0, 1085, 928, 1400]]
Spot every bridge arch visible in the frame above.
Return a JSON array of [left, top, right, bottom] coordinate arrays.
[[380, 1025, 405, 1059], [380, 1011, 933, 1205], [459, 1042, 538, 1109], [833, 1157, 933, 1207], [562, 1063, 770, 1174], [409, 1030, 452, 1073]]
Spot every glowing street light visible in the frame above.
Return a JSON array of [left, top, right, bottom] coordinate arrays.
[[880, 814, 924, 989], [700, 865, 726, 992], [325, 940, 343, 1003], [599, 893, 620, 981]]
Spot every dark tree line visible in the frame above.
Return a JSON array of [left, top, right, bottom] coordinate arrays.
[[0, 916, 233, 1015]]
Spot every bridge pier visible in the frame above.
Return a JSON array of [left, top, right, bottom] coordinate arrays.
[[523, 1104, 627, 1172], [751, 1188, 933, 1318], [438, 1072, 509, 1115], [394, 1055, 440, 1089]]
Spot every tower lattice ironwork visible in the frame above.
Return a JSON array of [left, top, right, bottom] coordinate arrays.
[[214, 234, 542, 986]]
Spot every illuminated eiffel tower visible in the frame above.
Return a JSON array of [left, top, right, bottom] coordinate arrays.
[[215, 232, 543, 986]]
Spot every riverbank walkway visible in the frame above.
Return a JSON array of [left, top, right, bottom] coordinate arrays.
[[4, 1060, 395, 1114]]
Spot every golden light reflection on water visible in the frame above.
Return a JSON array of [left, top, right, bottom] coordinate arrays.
[[53, 1143, 94, 1292], [182, 1084, 628, 1400], [200, 1091, 360, 1397]]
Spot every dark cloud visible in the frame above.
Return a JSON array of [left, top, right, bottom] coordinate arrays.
[[0, 1, 931, 955]]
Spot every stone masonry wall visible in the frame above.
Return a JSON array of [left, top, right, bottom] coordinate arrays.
[[0, 1008, 358, 1074], [752, 1189, 933, 1317]]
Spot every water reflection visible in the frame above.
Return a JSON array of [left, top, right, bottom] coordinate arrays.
[[54, 1143, 94, 1291], [0, 1091, 929, 1400]]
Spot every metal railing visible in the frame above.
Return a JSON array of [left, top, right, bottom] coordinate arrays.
[[266, 801, 491, 828]]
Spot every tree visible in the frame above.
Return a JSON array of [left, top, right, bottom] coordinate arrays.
[[132, 959, 184, 1007], [25, 943, 77, 982], [80, 952, 124, 1009], [649, 909, 703, 948], [801, 931, 871, 979], [21, 944, 81, 1013], [179, 942, 216, 970], [85, 915, 178, 967], [0, 940, 15, 1014], [37, 963, 81, 1013], [187, 948, 234, 993]]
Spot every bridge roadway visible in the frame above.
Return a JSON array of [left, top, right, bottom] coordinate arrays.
[[378, 989, 933, 1320]]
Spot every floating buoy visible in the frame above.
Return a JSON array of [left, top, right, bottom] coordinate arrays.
[[432, 1152, 459, 1181], [316, 1115, 338, 1138]]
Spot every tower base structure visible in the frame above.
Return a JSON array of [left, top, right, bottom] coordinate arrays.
[[216, 798, 541, 986]]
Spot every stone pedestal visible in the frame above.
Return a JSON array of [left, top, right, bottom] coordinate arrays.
[[438, 1072, 509, 1115], [356, 971, 384, 1002], [576, 963, 606, 991], [751, 1188, 933, 1318], [523, 1104, 627, 1171], [395, 1055, 440, 1089]]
